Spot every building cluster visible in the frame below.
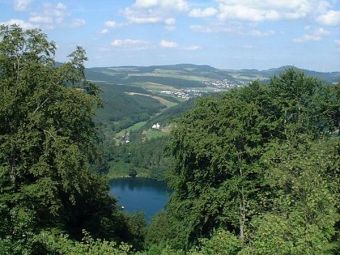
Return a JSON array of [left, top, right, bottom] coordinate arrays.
[[159, 79, 248, 100], [203, 79, 246, 89], [160, 89, 202, 100]]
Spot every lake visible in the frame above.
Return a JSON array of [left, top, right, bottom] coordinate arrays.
[[109, 178, 170, 222]]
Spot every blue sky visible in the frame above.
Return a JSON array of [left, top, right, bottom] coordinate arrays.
[[1, 0, 340, 71]]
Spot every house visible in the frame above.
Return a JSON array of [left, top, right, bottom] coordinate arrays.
[[152, 123, 161, 130]]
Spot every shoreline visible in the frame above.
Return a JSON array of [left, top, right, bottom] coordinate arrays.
[[106, 175, 166, 183]]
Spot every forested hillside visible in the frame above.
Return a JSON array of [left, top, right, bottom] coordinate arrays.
[[1, 25, 339, 255], [104, 100, 196, 180], [155, 70, 340, 252], [91, 62, 340, 181], [89, 62, 340, 178], [96, 84, 166, 133]]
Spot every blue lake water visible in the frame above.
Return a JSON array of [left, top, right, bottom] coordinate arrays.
[[109, 178, 170, 222]]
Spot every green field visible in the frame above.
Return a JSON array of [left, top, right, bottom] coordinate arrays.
[[106, 161, 151, 179]]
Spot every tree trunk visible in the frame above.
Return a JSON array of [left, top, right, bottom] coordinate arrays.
[[239, 185, 246, 241]]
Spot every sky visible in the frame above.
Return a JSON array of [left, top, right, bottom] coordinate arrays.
[[1, 0, 340, 71]]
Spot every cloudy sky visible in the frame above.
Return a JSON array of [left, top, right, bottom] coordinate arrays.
[[1, 0, 340, 71]]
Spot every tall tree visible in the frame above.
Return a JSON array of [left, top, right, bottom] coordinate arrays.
[[240, 139, 339, 255], [0, 25, 134, 253], [164, 69, 338, 248]]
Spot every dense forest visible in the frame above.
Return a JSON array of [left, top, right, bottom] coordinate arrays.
[[103, 100, 196, 180], [0, 25, 339, 255], [95, 83, 167, 133]]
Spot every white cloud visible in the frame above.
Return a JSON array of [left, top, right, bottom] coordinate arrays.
[[127, 15, 161, 24], [29, 16, 52, 24], [189, 7, 217, 18], [123, 7, 177, 25], [335, 39, 340, 46], [123, 0, 186, 26], [183, 45, 202, 50], [1, 19, 36, 29], [190, 24, 275, 37], [134, 0, 158, 8], [293, 27, 329, 43], [164, 18, 176, 25], [160, 40, 178, 48], [70, 18, 86, 28], [249, 29, 275, 37], [7, 2, 87, 30], [29, 2, 68, 29], [317, 10, 340, 26], [100, 20, 119, 34], [218, 5, 280, 21], [100, 28, 109, 34], [190, 24, 219, 33], [45, 2, 67, 22], [216, 0, 331, 22], [14, 0, 31, 11], [105, 20, 117, 28], [111, 39, 149, 49], [134, 0, 188, 11], [164, 18, 176, 30]]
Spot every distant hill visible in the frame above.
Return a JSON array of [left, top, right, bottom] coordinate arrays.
[[88, 64, 339, 179], [87, 64, 339, 142], [261, 66, 340, 83], [85, 64, 225, 88], [86, 64, 340, 86]]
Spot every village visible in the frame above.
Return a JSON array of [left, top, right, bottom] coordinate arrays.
[[160, 88, 202, 100], [203, 78, 247, 89], [159, 79, 247, 100]]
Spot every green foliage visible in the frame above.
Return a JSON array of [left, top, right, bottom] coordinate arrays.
[[240, 213, 336, 255], [136, 244, 185, 255], [108, 136, 171, 180], [123, 212, 147, 250], [240, 139, 339, 255], [129, 168, 138, 177], [0, 25, 145, 253], [327, 83, 340, 133], [143, 99, 196, 129], [1, 24, 339, 255], [165, 69, 339, 249], [189, 229, 242, 255], [105, 99, 195, 180], [143, 229, 242, 255], [33, 230, 132, 255], [96, 84, 166, 134], [145, 212, 173, 247]]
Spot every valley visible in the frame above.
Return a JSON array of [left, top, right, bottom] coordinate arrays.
[[89, 64, 340, 180], [2, 3, 340, 252]]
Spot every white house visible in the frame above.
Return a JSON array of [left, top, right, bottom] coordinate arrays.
[[152, 123, 161, 130]]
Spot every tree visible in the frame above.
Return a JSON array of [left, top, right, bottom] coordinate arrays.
[[164, 69, 339, 249], [0, 25, 140, 253], [240, 139, 339, 255], [189, 229, 242, 255], [32, 230, 132, 255], [165, 83, 277, 247]]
